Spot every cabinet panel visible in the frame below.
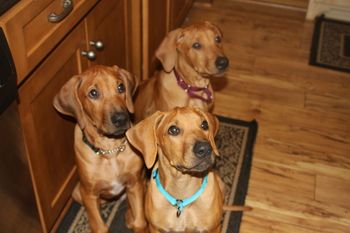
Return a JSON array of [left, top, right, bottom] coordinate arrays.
[[3, 0, 97, 83], [18, 22, 88, 232], [142, 0, 193, 79], [142, 0, 169, 79], [86, 0, 129, 69], [170, 0, 193, 29]]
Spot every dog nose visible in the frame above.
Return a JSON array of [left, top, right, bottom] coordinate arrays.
[[193, 141, 212, 158], [111, 112, 129, 127], [215, 56, 229, 71]]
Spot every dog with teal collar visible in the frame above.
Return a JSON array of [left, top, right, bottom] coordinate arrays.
[[126, 107, 226, 233]]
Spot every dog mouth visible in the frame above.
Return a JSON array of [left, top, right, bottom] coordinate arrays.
[[198, 69, 226, 78], [175, 157, 215, 173], [100, 126, 129, 138]]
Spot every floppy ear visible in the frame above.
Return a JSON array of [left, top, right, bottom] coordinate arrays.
[[204, 112, 219, 156], [126, 111, 165, 169], [114, 66, 139, 113], [53, 75, 86, 129], [155, 28, 184, 72]]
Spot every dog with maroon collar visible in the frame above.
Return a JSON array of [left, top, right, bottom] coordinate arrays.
[[134, 21, 229, 122]]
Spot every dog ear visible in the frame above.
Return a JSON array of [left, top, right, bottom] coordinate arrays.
[[156, 28, 184, 72], [114, 66, 139, 114], [126, 111, 165, 169], [53, 75, 86, 129], [204, 112, 220, 156]]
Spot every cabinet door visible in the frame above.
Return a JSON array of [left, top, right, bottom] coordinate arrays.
[[85, 0, 130, 70], [141, 0, 193, 79], [3, 0, 98, 83], [142, 0, 169, 79], [18, 22, 88, 232], [169, 0, 194, 29]]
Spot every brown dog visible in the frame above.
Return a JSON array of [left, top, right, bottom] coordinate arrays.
[[134, 21, 229, 122], [127, 107, 231, 233], [53, 65, 147, 233]]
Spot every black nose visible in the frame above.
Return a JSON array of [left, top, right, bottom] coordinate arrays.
[[111, 112, 129, 127], [215, 56, 229, 71], [193, 141, 212, 158]]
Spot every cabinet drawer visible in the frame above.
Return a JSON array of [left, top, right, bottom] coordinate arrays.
[[2, 0, 98, 83]]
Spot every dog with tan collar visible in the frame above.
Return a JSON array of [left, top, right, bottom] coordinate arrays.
[[54, 65, 147, 233], [127, 107, 248, 233]]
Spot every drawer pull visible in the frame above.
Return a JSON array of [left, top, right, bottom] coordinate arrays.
[[81, 50, 96, 61], [89, 41, 104, 51], [47, 0, 74, 23]]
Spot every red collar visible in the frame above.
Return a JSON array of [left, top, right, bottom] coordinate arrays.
[[173, 69, 213, 103]]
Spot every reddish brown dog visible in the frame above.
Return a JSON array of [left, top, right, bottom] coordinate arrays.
[[54, 65, 147, 233], [127, 107, 227, 233], [134, 22, 229, 122]]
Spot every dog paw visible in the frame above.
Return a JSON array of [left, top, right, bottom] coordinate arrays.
[[91, 224, 109, 233]]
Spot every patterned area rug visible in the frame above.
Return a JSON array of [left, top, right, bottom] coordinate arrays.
[[310, 15, 350, 73], [57, 116, 258, 233]]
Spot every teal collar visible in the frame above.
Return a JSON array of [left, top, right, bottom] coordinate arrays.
[[152, 168, 209, 217]]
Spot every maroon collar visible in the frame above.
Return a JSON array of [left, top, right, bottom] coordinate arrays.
[[173, 69, 213, 103]]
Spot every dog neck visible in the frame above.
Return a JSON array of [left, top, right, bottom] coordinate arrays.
[[81, 126, 127, 157], [156, 154, 206, 200], [173, 68, 213, 103], [175, 57, 210, 87]]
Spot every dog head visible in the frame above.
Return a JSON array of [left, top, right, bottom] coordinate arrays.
[[126, 107, 219, 173], [156, 21, 229, 77], [53, 65, 139, 137]]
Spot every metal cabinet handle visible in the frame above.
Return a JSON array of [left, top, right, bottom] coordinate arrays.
[[89, 41, 104, 51], [47, 0, 73, 23], [81, 50, 96, 61]]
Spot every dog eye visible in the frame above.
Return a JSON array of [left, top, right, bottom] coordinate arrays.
[[215, 36, 222, 43], [168, 125, 180, 136], [117, 83, 126, 93], [88, 89, 99, 99], [201, 120, 209, 131], [192, 42, 201, 49]]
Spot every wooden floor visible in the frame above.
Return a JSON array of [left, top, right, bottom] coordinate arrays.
[[185, 1, 350, 232]]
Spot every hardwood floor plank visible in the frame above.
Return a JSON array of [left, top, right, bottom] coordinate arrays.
[[315, 175, 350, 209], [249, 160, 315, 200], [241, 215, 323, 233]]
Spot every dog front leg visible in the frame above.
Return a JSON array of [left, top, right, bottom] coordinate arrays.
[[80, 188, 108, 233], [210, 226, 221, 233], [125, 179, 148, 233]]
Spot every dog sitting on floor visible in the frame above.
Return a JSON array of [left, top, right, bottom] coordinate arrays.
[[53, 65, 147, 233], [127, 107, 249, 233], [134, 21, 229, 122]]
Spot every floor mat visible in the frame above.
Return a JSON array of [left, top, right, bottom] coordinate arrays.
[[310, 15, 350, 73]]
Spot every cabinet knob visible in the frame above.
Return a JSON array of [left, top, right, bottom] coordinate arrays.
[[89, 41, 104, 51], [81, 50, 96, 61]]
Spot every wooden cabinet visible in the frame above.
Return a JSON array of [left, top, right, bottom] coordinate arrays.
[[16, 0, 133, 232], [2, 0, 98, 84], [18, 22, 88, 232], [142, 0, 194, 79], [1, 0, 194, 231], [170, 0, 193, 29], [86, 0, 131, 69]]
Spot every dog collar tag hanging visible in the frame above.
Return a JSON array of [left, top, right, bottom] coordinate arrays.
[[176, 200, 184, 217], [152, 168, 208, 218]]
